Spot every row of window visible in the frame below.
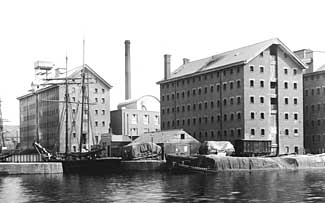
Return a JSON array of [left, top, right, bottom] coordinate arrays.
[[304, 74, 325, 81], [162, 112, 242, 128], [71, 109, 107, 116], [250, 112, 299, 120], [70, 96, 106, 104], [305, 119, 325, 128], [249, 80, 298, 89], [250, 128, 299, 136], [305, 87, 325, 96], [94, 88, 105, 94], [95, 121, 106, 127], [161, 81, 242, 102], [249, 64, 298, 75], [162, 96, 298, 115], [128, 114, 160, 125], [162, 97, 243, 114], [161, 66, 242, 89], [163, 111, 299, 128], [249, 65, 265, 73], [192, 128, 242, 140], [250, 96, 298, 105], [312, 135, 321, 144], [161, 80, 298, 104], [305, 104, 325, 113], [161, 64, 298, 90], [70, 87, 106, 94], [190, 127, 300, 140], [71, 120, 106, 127]]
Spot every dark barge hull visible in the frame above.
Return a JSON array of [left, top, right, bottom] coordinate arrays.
[[62, 157, 122, 173], [173, 163, 218, 174]]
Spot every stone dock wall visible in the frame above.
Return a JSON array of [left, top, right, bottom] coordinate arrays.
[[0, 162, 63, 175]]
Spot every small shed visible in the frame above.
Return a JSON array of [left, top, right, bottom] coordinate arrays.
[[133, 129, 200, 158], [100, 133, 132, 157]]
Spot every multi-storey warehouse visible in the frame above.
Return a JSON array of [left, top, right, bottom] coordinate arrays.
[[157, 38, 306, 155], [18, 65, 112, 153]]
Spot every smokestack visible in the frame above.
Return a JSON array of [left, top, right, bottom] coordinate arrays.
[[164, 54, 171, 80], [183, 58, 190, 65], [125, 40, 131, 100]]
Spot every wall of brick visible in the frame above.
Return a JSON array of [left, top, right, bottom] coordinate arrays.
[[277, 47, 304, 154], [160, 65, 245, 143], [303, 70, 325, 153]]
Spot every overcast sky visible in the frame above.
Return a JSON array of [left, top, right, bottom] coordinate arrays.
[[1, 0, 325, 125]]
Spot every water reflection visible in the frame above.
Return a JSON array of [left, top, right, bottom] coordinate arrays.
[[1, 170, 325, 202]]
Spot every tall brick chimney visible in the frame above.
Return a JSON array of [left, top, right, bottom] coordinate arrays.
[[125, 40, 131, 100], [164, 54, 171, 80]]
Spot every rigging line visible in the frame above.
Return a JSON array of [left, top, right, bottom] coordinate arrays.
[[68, 101, 75, 152], [58, 103, 66, 152], [72, 94, 81, 150], [87, 71, 90, 147], [68, 101, 73, 150], [88, 106, 95, 145]]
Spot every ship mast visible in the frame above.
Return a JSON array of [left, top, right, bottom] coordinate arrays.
[[0, 98, 4, 148], [65, 55, 69, 156], [79, 39, 86, 158]]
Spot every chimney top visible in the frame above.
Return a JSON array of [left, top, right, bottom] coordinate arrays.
[[164, 54, 171, 80], [125, 40, 131, 100], [183, 58, 190, 65]]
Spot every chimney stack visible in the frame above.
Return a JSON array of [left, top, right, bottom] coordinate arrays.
[[294, 49, 313, 73], [125, 40, 131, 100], [55, 68, 61, 78], [164, 54, 171, 80], [183, 58, 190, 65]]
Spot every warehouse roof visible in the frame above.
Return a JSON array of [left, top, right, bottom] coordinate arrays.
[[158, 38, 307, 84], [17, 64, 112, 100]]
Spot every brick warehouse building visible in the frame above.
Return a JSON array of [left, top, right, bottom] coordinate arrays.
[[157, 38, 306, 155], [18, 64, 112, 153], [303, 69, 325, 153], [297, 49, 325, 154]]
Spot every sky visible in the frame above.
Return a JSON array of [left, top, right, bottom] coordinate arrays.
[[1, 0, 325, 125]]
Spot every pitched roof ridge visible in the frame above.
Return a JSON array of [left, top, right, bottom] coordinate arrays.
[[174, 38, 278, 74], [184, 38, 278, 68]]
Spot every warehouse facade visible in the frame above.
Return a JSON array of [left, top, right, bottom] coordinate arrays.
[[157, 38, 306, 155]]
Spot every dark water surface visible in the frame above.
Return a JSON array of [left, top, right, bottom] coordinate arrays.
[[1, 169, 325, 202]]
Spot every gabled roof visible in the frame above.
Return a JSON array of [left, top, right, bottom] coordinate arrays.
[[17, 64, 112, 100], [157, 38, 307, 84], [69, 64, 112, 89], [17, 84, 59, 100]]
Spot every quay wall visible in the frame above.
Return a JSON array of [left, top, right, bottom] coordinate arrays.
[[167, 154, 325, 171], [0, 162, 63, 175]]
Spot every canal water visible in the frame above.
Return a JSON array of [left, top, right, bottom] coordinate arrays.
[[1, 169, 325, 202]]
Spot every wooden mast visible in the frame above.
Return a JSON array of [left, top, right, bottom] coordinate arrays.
[[0, 98, 4, 148], [79, 39, 86, 158], [65, 55, 69, 156]]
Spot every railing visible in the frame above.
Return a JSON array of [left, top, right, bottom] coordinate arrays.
[[3, 154, 43, 163]]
